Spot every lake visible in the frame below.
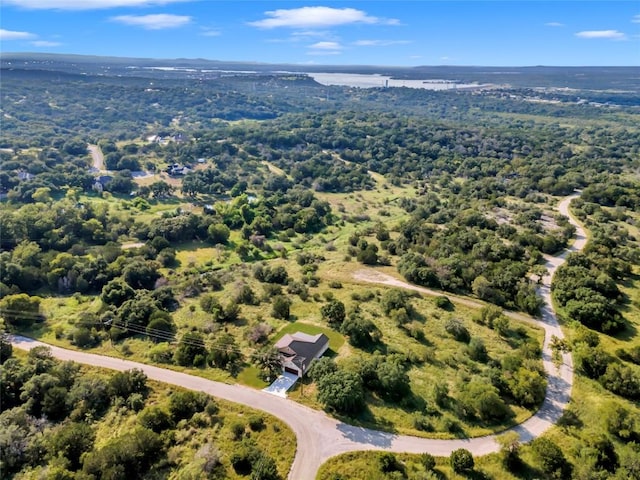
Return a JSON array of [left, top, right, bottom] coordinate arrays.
[[307, 72, 490, 90]]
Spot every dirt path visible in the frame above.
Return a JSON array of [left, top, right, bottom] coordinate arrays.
[[11, 193, 586, 479], [87, 144, 105, 172]]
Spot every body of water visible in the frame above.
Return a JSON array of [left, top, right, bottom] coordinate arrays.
[[307, 72, 490, 90]]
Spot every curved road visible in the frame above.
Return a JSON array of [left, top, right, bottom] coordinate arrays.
[[11, 194, 586, 479]]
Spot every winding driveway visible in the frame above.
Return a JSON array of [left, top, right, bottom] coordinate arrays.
[[11, 194, 586, 479]]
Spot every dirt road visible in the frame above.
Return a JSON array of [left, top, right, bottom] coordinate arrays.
[[87, 144, 105, 172]]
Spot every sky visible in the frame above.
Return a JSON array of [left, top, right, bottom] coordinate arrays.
[[0, 1, 638, 66]]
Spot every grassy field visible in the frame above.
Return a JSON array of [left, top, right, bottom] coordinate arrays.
[[20, 173, 556, 443], [315, 221, 640, 478]]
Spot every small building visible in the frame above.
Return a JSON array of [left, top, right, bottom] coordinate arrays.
[[166, 163, 190, 176], [275, 332, 329, 377]]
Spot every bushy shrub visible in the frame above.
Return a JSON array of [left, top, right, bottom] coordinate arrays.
[[450, 448, 474, 473], [445, 318, 470, 343], [248, 415, 265, 432], [531, 437, 571, 478]]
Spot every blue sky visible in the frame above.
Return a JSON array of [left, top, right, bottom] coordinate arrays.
[[1, 1, 638, 66]]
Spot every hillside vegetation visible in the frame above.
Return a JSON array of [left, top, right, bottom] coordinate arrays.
[[1, 55, 639, 479]]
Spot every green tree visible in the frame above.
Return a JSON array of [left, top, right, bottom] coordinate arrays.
[[0, 319, 12, 363], [508, 367, 547, 407], [251, 453, 280, 480], [68, 376, 110, 418], [531, 437, 571, 478], [108, 369, 148, 400], [208, 223, 231, 245], [46, 422, 95, 470], [321, 299, 346, 327], [209, 333, 242, 371], [271, 295, 291, 320], [308, 357, 338, 382], [123, 259, 161, 290], [340, 313, 381, 348], [251, 347, 283, 381], [450, 448, 474, 473], [599, 362, 640, 400], [602, 401, 639, 441], [458, 378, 509, 422], [420, 453, 436, 471], [467, 337, 489, 362], [497, 431, 521, 471], [381, 289, 413, 315], [174, 331, 207, 366], [317, 370, 365, 414], [376, 361, 411, 401], [477, 304, 504, 327], [379, 452, 400, 473], [31, 186, 52, 203], [168, 390, 210, 421], [82, 427, 163, 478], [138, 405, 174, 433], [445, 318, 470, 343], [581, 434, 618, 473], [146, 314, 176, 341], [0, 293, 42, 328], [20, 373, 60, 417], [42, 385, 69, 421], [101, 278, 135, 307]]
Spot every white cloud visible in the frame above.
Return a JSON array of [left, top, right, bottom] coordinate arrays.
[[111, 13, 191, 29], [307, 41, 343, 55], [545, 22, 564, 27], [309, 41, 342, 50], [632, 15, 640, 23], [353, 39, 411, 46], [575, 30, 626, 40], [2, 0, 188, 9], [249, 6, 398, 29], [30, 40, 63, 47], [291, 30, 333, 38], [0, 28, 36, 40], [200, 28, 221, 37], [307, 50, 341, 56]]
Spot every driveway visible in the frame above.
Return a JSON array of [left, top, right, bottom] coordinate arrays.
[[263, 372, 298, 397]]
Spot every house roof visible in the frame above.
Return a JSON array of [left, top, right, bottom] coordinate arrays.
[[275, 332, 329, 373]]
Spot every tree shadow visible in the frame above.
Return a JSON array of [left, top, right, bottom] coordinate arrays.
[[333, 405, 398, 439], [324, 347, 339, 358], [232, 317, 249, 327], [504, 460, 546, 480], [610, 309, 638, 342], [335, 416, 398, 448]]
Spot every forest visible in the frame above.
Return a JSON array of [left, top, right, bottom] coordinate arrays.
[[0, 54, 639, 480]]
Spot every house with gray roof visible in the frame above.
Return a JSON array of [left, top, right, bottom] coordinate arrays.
[[275, 332, 329, 377]]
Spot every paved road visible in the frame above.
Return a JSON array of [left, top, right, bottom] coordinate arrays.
[[11, 194, 585, 479]]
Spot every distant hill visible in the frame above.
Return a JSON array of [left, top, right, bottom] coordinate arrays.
[[2, 52, 639, 91]]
